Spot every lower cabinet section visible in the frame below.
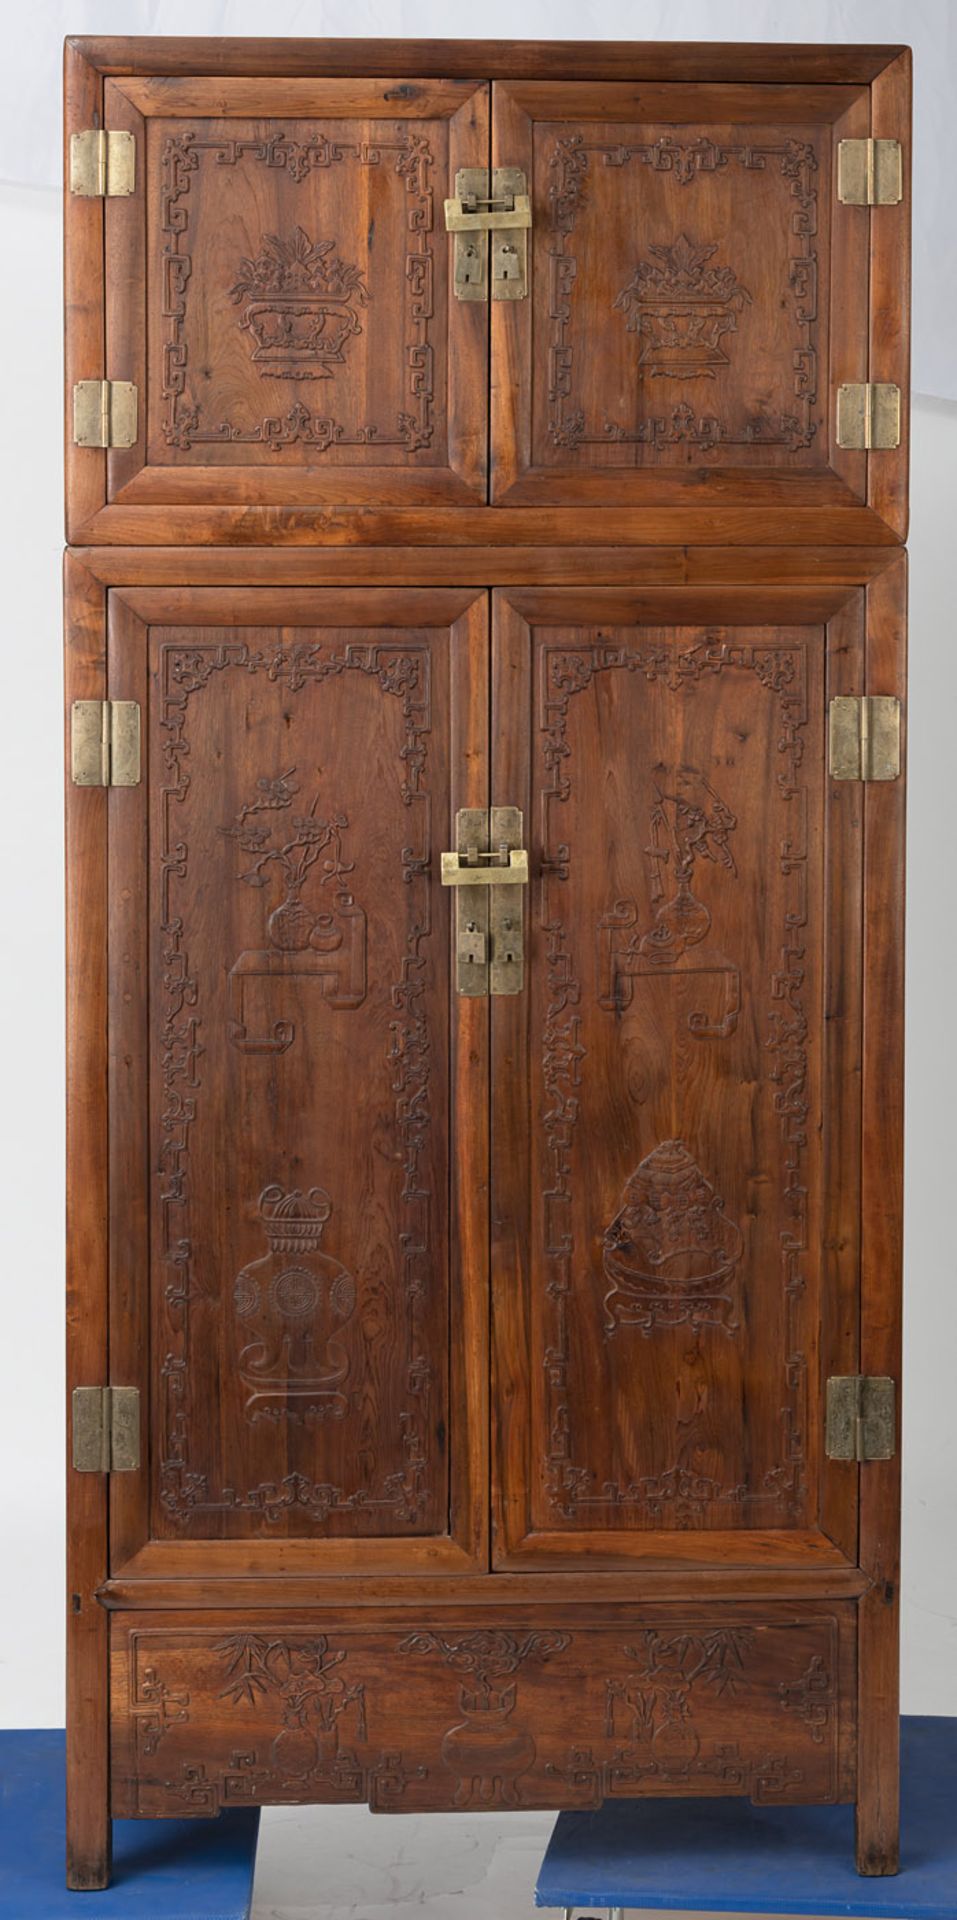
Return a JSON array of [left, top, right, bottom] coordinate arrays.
[[110, 1604, 857, 1817]]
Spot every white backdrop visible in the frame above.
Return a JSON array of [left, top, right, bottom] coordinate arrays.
[[0, 0, 954, 1811]]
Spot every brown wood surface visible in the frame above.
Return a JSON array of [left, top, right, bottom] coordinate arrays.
[[64, 553, 112, 1890], [106, 586, 488, 1575], [490, 79, 900, 521], [97, 1564, 869, 1610], [69, 505, 903, 547], [109, 1603, 858, 1818], [856, 552, 906, 1873], [64, 41, 909, 546], [69, 41, 906, 84], [868, 54, 912, 543], [95, 77, 488, 521], [64, 42, 105, 545], [76, 546, 903, 588], [820, 591, 865, 1563], [63, 32, 909, 1883], [491, 585, 864, 1570]]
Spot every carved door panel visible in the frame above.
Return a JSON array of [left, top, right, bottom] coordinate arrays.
[[79, 79, 488, 538], [107, 587, 488, 1575], [491, 586, 867, 1569], [490, 80, 906, 536]]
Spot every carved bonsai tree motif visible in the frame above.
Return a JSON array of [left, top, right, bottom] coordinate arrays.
[[598, 764, 741, 1038], [214, 1633, 366, 1783], [602, 1140, 744, 1336], [231, 226, 371, 380], [614, 233, 752, 379], [399, 1630, 569, 1808], [220, 768, 367, 1053], [223, 768, 355, 950], [606, 1628, 756, 1772]]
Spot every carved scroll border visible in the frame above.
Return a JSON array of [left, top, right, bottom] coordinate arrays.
[[158, 637, 435, 1528], [160, 130, 435, 454], [539, 634, 811, 1525], [546, 135, 819, 455]]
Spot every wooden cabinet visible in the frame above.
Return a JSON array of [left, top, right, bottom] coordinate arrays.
[[64, 37, 909, 1895]]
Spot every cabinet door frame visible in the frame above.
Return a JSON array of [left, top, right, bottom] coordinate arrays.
[[65, 54, 490, 542], [490, 66, 910, 541], [489, 571, 905, 1581], [67, 566, 491, 1587]]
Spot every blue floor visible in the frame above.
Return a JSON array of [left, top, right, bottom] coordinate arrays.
[[0, 1730, 259, 1918], [537, 1715, 957, 1917]]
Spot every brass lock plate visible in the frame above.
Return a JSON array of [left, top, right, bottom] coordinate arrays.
[[442, 807, 528, 995], [446, 807, 491, 996], [489, 808, 525, 995], [445, 168, 530, 302]]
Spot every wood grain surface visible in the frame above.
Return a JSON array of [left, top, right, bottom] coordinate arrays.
[[63, 32, 909, 1882]]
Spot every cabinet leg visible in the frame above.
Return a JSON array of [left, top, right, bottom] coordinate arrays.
[[66, 1589, 111, 1889], [854, 1573, 901, 1874], [855, 1566, 901, 1873], [855, 1797, 899, 1878], [857, 1797, 899, 1873], [66, 1802, 111, 1891]]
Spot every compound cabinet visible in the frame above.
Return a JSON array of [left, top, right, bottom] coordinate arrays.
[[64, 37, 909, 1894]]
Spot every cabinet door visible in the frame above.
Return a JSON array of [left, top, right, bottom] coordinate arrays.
[[68, 73, 488, 539], [105, 586, 488, 1576], [491, 583, 898, 1570], [491, 74, 908, 538]]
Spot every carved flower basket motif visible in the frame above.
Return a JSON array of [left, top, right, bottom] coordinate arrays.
[[231, 227, 371, 381], [615, 233, 752, 379]]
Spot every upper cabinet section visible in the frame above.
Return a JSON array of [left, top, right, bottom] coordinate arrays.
[[65, 57, 489, 539], [65, 40, 910, 544], [490, 69, 910, 536]]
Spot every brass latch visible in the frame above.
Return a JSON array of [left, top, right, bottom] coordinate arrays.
[[836, 383, 901, 450], [73, 379, 138, 449], [72, 1386, 141, 1472], [69, 128, 136, 197], [837, 138, 902, 206], [71, 700, 141, 787], [828, 695, 901, 782], [825, 1376, 896, 1461], [441, 807, 528, 995], [444, 168, 531, 302]]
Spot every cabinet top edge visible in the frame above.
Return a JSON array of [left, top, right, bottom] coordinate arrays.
[[64, 37, 910, 86]]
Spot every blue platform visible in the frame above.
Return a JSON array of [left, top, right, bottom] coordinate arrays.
[[0, 1730, 260, 1918], [536, 1715, 957, 1918]]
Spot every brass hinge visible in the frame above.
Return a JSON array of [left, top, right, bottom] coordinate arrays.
[[72, 1386, 141, 1472], [441, 807, 528, 995], [836, 383, 901, 450], [69, 128, 135, 197], [837, 138, 902, 206], [828, 695, 901, 782], [826, 1376, 896, 1461], [71, 700, 141, 787], [73, 379, 138, 449], [444, 168, 531, 301]]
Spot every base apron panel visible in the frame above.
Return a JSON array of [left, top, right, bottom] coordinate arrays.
[[110, 1605, 857, 1817]]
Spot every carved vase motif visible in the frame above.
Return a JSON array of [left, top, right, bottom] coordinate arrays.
[[440, 1685, 537, 1808], [233, 1186, 357, 1421]]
